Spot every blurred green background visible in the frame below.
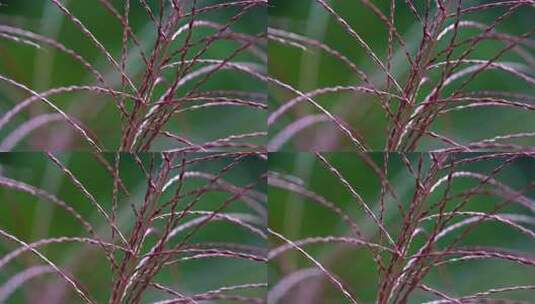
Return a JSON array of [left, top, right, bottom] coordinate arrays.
[[0, 0, 266, 150], [268, 152, 535, 302], [268, 1, 535, 151], [0, 152, 266, 303]]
